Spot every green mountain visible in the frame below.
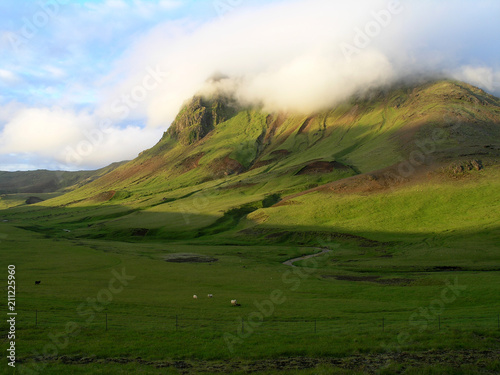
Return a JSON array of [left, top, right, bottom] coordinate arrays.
[[3, 79, 499, 242], [23, 80, 495, 240], [2, 79, 500, 374], [0, 161, 127, 194]]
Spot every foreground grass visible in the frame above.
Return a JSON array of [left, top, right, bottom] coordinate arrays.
[[1, 219, 499, 374], [0, 162, 499, 374]]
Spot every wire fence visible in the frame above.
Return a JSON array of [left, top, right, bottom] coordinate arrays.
[[5, 309, 500, 335]]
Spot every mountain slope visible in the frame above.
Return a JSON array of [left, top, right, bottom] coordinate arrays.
[[6, 79, 496, 244], [47, 80, 500, 205]]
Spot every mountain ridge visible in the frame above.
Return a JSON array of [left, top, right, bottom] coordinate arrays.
[[46, 79, 500, 204], [3, 79, 499, 217]]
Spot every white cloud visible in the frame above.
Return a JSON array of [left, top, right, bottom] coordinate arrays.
[[98, 0, 500, 127], [1, 0, 500, 171], [236, 50, 394, 113], [0, 108, 86, 155], [41, 65, 67, 80], [0, 107, 162, 169], [0, 101, 24, 123], [99, 0, 401, 125], [0, 69, 20, 85], [60, 124, 162, 169], [159, 0, 183, 10], [452, 66, 500, 95]]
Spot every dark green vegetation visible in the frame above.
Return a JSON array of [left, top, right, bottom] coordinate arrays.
[[1, 80, 499, 374]]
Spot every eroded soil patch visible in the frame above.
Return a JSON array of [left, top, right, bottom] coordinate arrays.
[[24, 350, 500, 374], [164, 253, 218, 263]]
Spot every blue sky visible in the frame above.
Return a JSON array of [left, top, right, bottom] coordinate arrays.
[[1, 0, 208, 109], [0, 0, 499, 171]]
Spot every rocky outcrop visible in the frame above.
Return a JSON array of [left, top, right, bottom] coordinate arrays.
[[165, 96, 237, 145]]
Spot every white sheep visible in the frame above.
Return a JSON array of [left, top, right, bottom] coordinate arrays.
[[208, 294, 213, 298], [231, 299, 237, 306], [193, 295, 198, 299]]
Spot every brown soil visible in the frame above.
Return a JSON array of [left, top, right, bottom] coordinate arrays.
[[163, 253, 218, 263], [208, 156, 245, 178], [296, 161, 350, 175], [29, 350, 500, 374], [278, 161, 444, 204], [25, 196, 45, 205], [263, 114, 287, 144], [270, 149, 290, 157], [176, 152, 205, 173], [131, 228, 149, 237], [97, 154, 167, 187], [268, 114, 317, 151], [297, 116, 315, 134], [90, 190, 116, 202], [286, 156, 490, 204]]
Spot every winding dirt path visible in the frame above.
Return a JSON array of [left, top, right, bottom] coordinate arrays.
[[282, 248, 332, 267]]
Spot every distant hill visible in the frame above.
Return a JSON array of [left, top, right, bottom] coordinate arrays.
[[0, 161, 127, 194]]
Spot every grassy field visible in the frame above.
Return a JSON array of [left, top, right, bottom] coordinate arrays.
[[1, 165, 499, 374], [1, 80, 499, 374], [1, 225, 500, 374]]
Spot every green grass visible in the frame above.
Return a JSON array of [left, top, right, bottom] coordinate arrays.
[[2, 225, 499, 355], [0, 192, 65, 209], [1, 80, 499, 374], [32, 80, 498, 216], [250, 167, 500, 238], [1, 166, 499, 374]]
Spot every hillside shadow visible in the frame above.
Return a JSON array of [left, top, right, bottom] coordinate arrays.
[[3, 203, 498, 269]]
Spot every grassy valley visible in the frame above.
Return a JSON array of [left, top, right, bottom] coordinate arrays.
[[1, 80, 499, 374]]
